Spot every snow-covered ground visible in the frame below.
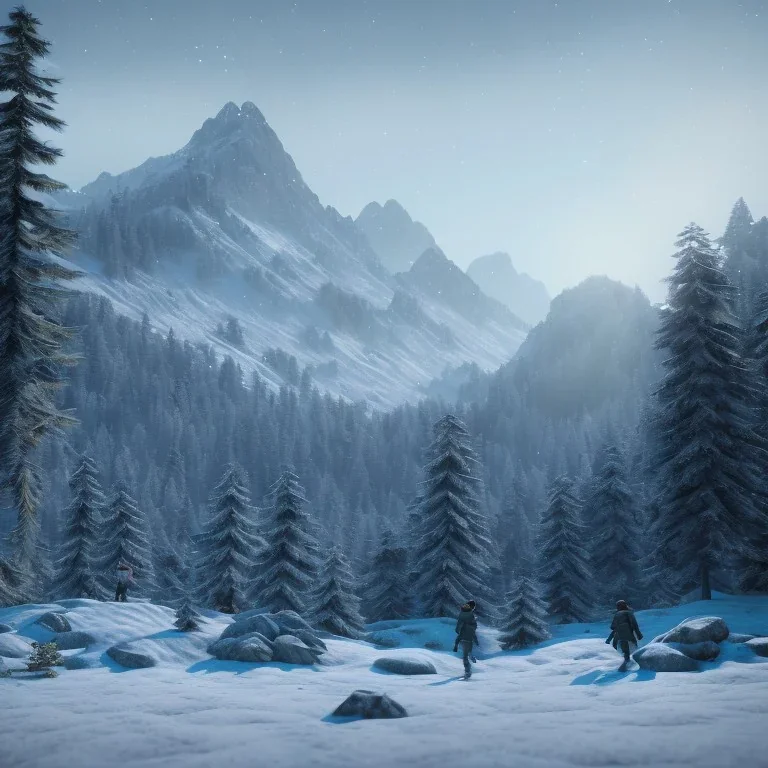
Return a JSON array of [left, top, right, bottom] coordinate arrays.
[[2, 594, 767, 768]]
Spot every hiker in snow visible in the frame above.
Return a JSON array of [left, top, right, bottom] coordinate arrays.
[[453, 600, 480, 679], [606, 599, 643, 671], [115, 562, 134, 602]]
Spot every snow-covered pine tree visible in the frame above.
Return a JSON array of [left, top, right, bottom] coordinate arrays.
[[98, 483, 155, 597], [411, 414, 498, 620], [174, 594, 202, 632], [740, 288, 768, 592], [362, 526, 412, 622], [537, 476, 593, 623], [195, 463, 262, 613], [0, 7, 79, 594], [0, 557, 21, 607], [310, 546, 365, 638], [253, 470, 320, 615], [53, 456, 106, 600], [498, 576, 551, 650], [583, 444, 642, 607], [653, 224, 766, 600]]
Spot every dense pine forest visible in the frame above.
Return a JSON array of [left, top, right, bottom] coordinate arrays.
[[1, 6, 767, 632]]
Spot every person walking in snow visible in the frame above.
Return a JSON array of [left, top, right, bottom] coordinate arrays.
[[453, 600, 480, 679], [115, 562, 134, 602], [606, 599, 643, 671]]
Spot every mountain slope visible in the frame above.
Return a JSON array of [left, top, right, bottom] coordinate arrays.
[[61, 102, 526, 407], [467, 252, 550, 326], [355, 199, 436, 274]]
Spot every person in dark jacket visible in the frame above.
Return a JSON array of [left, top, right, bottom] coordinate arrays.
[[454, 600, 480, 679], [606, 599, 643, 671], [115, 563, 134, 602]]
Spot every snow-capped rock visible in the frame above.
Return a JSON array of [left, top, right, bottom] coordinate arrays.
[[665, 641, 720, 661], [373, 656, 437, 675], [746, 638, 768, 658], [221, 614, 280, 642], [332, 690, 408, 719], [34, 611, 71, 633], [272, 634, 321, 665], [52, 631, 96, 651], [655, 617, 729, 645], [106, 643, 157, 669], [208, 633, 274, 663], [633, 643, 699, 672], [0, 633, 33, 659]]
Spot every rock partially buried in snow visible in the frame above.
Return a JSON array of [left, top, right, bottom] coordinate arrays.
[[666, 641, 720, 661], [293, 629, 327, 652], [656, 617, 729, 645], [53, 631, 96, 651], [0, 623, 12, 634], [107, 644, 157, 669], [271, 610, 315, 635], [373, 656, 437, 675], [633, 643, 699, 672], [745, 638, 768, 658], [221, 614, 280, 642], [367, 632, 400, 648], [0, 633, 34, 659], [272, 634, 322, 665], [728, 633, 757, 644], [63, 654, 101, 670], [333, 690, 408, 719], [208, 633, 274, 663], [34, 612, 71, 633]]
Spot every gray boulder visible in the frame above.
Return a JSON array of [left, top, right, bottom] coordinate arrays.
[[333, 690, 408, 719], [35, 612, 71, 633], [746, 638, 768, 658], [666, 641, 720, 661], [221, 614, 280, 642], [728, 633, 756, 644], [0, 633, 33, 659], [633, 643, 699, 672], [373, 656, 437, 675], [106, 644, 157, 669], [272, 634, 322, 665], [293, 629, 327, 652], [367, 632, 400, 648], [656, 617, 729, 645], [0, 623, 12, 634], [63, 654, 100, 670], [53, 631, 96, 651], [208, 632, 274, 663], [272, 611, 315, 635]]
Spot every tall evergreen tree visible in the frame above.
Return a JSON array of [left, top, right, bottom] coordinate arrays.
[[53, 456, 105, 599], [411, 415, 497, 620], [498, 576, 551, 650], [0, 556, 21, 606], [583, 444, 642, 607], [98, 483, 155, 597], [310, 546, 366, 638], [537, 476, 592, 623], [253, 470, 320, 615], [653, 224, 765, 600], [174, 594, 202, 632], [195, 463, 261, 613], [0, 7, 79, 591], [362, 526, 412, 622], [740, 289, 768, 592]]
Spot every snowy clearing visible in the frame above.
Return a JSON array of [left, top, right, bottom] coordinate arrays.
[[2, 594, 768, 768]]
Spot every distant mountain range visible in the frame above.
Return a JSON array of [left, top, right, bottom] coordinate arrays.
[[57, 101, 528, 407]]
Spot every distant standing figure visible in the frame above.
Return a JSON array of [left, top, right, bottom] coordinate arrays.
[[115, 563, 134, 602], [606, 599, 643, 671], [454, 600, 480, 679]]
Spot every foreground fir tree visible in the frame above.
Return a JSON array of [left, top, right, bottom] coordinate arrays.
[[740, 289, 768, 592], [537, 477, 593, 623], [195, 463, 262, 613], [411, 415, 498, 620], [98, 483, 155, 597], [53, 456, 105, 599], [26, 641, 63, 677], [583, 444, 642, 607], [0, 6, 79, 594], [653, 224, 765, 600], [174, 595, 202, 632], [311, 546, 366, 638], [253, 470, 320, 615], [498, 576, 551, 650], [362, 527, 412, 622]]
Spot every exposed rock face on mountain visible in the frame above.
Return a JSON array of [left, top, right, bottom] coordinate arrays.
[[467, 252, 550, 326], [59, 102, 526, 407], [356, 200, 437, 274]]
